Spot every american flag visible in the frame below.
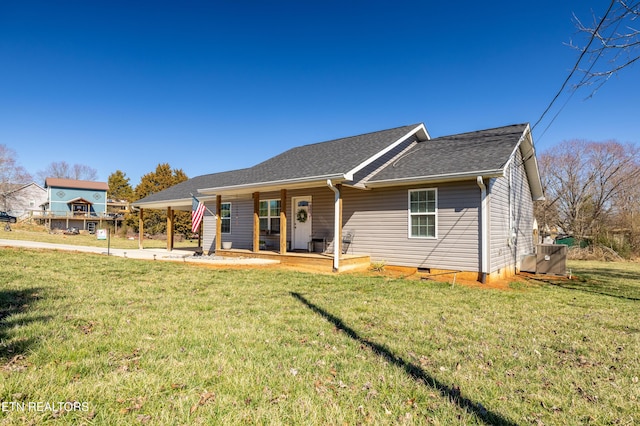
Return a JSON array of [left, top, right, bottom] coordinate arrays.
[[191, 195, 206, 233]]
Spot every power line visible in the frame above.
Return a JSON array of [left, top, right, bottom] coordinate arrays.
[[536, 8, 620, 141], [531, 0, 616, 133]]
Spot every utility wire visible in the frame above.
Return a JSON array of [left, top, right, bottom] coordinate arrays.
[[531, 0, 616, 133], [536, 10, 620, 141]]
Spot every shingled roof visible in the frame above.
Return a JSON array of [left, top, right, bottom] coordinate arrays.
[[197, 124, 425, 193], [134, 124, 426, 207], [45, 178, 109, 191], [366, 124, 529, 185], [134, 122, 543, 208]]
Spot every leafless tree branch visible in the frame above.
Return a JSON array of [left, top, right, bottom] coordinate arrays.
[[572, 1, 640, 91]]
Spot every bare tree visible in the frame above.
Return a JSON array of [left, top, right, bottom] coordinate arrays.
[[572, 1, 640, 92], [37, 161, 98, 183], [539, 139, 640, 241], [0, 144, 33, 211], [609, 162, 640, 252]]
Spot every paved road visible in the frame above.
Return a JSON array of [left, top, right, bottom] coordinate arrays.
[[0, 239, 278, 266]]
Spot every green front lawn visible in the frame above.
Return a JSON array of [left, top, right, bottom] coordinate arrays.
[[1, 249, 638, 425], [0, 224, 195, 249]]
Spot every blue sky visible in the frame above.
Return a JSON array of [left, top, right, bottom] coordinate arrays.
[[1, 1, 638, 186]]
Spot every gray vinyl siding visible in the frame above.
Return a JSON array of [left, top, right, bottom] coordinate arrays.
[[202, 205, 216, 254], [201, 187, 338, 253], [201, 196, 254, 252], [489, 147, 536, 273], [341, 182, 480, 270]]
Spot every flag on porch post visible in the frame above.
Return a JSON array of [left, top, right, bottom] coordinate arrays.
[[191, 195, 206, 233]]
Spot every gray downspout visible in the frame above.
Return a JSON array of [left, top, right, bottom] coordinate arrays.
[[476, 176, 488, 284], [327, 179, 340, 272]]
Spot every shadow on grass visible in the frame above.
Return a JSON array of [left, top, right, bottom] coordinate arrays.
[[0, 287, 46, 362], [530, 275, 640, 301], [291, 292, 517, 426]]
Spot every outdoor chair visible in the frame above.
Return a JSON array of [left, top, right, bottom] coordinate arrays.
[[342, 231, 354, 254]]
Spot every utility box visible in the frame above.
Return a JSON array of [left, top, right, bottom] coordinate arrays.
[[520, 254, 537, 273], [536, 244, 567, 275]]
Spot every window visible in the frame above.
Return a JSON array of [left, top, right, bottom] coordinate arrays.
[[409, 189, 437, 238], [259, 199, 281, 234], [221, 203, 231, 234]]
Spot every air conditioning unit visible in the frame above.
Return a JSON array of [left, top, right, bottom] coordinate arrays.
[[520, 254, 537, 273], [536, 244, 568, 275]]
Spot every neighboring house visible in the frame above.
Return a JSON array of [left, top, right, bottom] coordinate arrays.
[[43, 178, 109, 232], [134, 123, 544, 282], [0, 182, 47, 219]]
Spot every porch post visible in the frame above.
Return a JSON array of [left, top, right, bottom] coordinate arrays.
[[336, 184, 343, 258], [215, 195, 222, 251], [166, 207, 174, 251], [280, 189, 287, 254], [253, 192, 260, 252], [138, 208, 144, 249], [327, 180, 342, 272]]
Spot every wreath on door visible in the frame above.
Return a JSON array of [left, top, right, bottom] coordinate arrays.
[[296, 208, 308, 223]]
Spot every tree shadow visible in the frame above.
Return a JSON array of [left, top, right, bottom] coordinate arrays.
[[290, 292, 517, 426], [0, 287, 47, 362], [528, 275, 640, 301]]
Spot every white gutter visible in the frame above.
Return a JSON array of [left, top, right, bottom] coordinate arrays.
[[327, 179, 341, 272], [476, 176, 489, 284], [199, 173, 347, 195], [132, 196, 217, 211], [365, 169, 506, 188]]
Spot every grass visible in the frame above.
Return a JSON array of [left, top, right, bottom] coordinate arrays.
[[0, 223, 195, 250], [1, 250, 639, 425]]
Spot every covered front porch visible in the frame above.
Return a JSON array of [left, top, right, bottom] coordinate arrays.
[[137, 181, 359, 272]]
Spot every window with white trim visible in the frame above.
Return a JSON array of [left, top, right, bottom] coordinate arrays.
[[259, 199, 281, 234], [409, 189, 437, 238], [221, 202, 231, 234]]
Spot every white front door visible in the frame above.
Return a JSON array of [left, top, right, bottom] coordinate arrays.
[[292, 196, 312, 250]]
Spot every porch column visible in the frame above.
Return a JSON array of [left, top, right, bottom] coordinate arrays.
[[215, 195, 222, 251], [166, 207, 174, 251], [138, 208, 144, 249], [327, 180, 342, 272], [280, 189, 287, 254], [336, 184, 343, 258], [253, 192, 260, 252]]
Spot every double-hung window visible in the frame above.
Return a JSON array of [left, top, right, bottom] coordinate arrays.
[[259, 199, 281, 234], [409, 189, 437, 238], [221, 203, 231, 234]]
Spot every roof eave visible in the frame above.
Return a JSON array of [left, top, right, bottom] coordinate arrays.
[[365, 169, 506, 188], [516, 124, 545, 200], [133, 195, 217, 210], [198, 173, 347, 196]]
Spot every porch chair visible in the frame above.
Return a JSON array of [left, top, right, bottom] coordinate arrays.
[[342, 231, 354, 254]]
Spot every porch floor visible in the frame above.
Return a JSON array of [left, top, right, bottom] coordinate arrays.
[[215, 248, 371, 273]]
